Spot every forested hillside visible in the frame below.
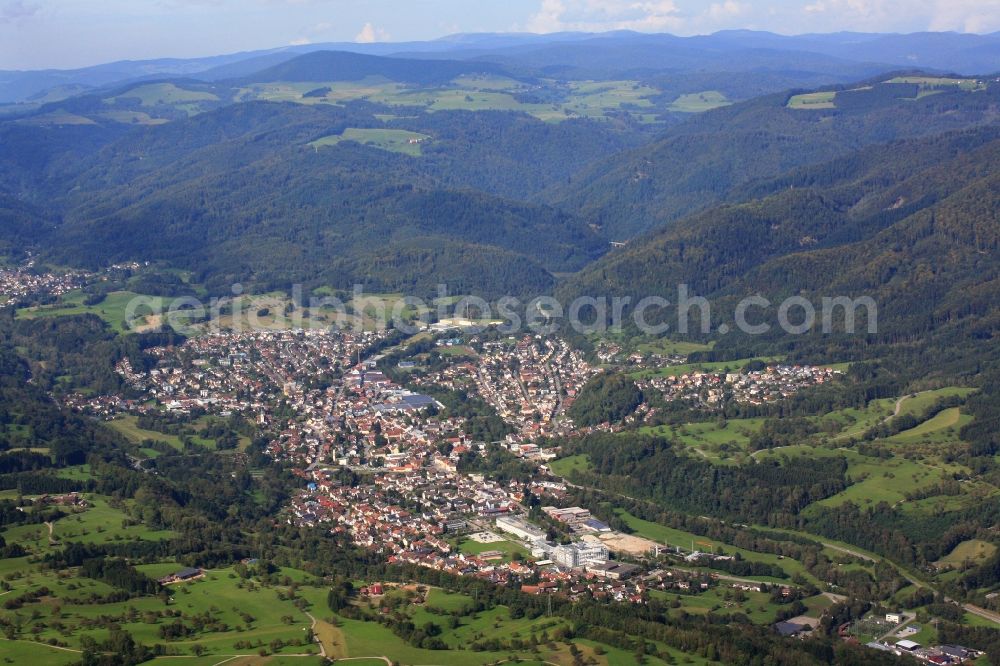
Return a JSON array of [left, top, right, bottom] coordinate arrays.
[[0, 101, 619, 296], [546, 79, 1000, 239], [557, 125, 1000, 385]]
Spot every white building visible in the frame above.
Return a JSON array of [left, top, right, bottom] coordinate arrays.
[[552, 542, 609, 568], [495, 515, 547, 543]]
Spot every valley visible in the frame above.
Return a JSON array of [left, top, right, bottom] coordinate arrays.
[[1, 24, 1000, 666]]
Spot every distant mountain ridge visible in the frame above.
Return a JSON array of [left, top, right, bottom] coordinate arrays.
[[241, 50, 516, 85], [2, 29, 998, 103]]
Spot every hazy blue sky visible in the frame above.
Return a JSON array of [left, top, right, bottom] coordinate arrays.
[[2, 0, 999, 70]]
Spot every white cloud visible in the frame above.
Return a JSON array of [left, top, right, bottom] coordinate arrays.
[[929, 0, 1000, 33], [525, 0, 686, 34], [707, 1, 747, 20], [355, 21, 389, 43], [0, 0, 39, 24], [289, 37, 311, 45], [523, 0, 759, 35]]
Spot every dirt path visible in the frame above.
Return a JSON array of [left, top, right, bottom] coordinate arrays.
[[962, 603, 1000, 625], [303, 610, 336, 659]]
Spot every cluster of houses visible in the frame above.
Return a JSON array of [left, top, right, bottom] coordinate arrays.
[[0, 263, 89, 301], [641, 364, 843, 409], [408, 335, 598, 439], [593, 340, 686, 369]]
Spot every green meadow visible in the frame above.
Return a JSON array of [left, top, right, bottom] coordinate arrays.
[[309, 128, 432, 156], [16, 290, 164, 332], [669, 91, 731, 112], [787, 91, 836, 109]]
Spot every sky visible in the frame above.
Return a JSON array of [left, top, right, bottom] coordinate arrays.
[[2, 0, 1000, 70]]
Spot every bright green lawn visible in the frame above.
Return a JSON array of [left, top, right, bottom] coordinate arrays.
[[548, 453, 592, 477]]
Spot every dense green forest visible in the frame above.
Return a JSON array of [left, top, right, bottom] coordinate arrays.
[[568, 373, 644, 426], [546, 79, 1000, 238]]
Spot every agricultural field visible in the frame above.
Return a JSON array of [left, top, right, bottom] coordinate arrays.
[[886, 407, 972, 445], [639, 418, 766, 464], [106, 83, 220, 106], [936, 540, 998, 569], [14, 111, 97, 127], [893, 387, 975, 419], [1, 493, 176, 555], [348, 292, 427, 329], [15, 290, 165, 332], [632, 337, 715, 356], [333, 585, 691, 665], [668, 91, 731, 112], [97, 110, 169, 125], [0, 565, 326, 660], [238, 76, 677, 124], [817, 397, 898, 441], [786, 91, 836, 109], [309, 128, 432, 156], [547, 453, 592, 477], [887, 76, 987, 92], [106, 414, 248, 455], [651, 586, 790, 624]]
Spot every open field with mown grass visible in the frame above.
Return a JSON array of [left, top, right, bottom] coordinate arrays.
[[15, 290, 164, 332], [935, 539, 998, 568], [309, 128, 431, 156], [669, 91, 731, 112], [787, 91, 836, 109]]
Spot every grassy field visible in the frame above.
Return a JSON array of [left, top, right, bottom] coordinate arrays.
[[98, 110, 169, 125], [107, 415, 189, 450], [935, 539, 998, 568], [887, 407, 972, 445], [809, 450, 943, 508], [894, 388, 975, 419], [0, 565, 327, 659], [16, 290, 164, 331], [348, 292, 426, 329], [2, 494, 175, 555], [652, 586, 787, 624], [640, 418, 766, 463], [628, 356, 783, 379], [309, 128, 431, 156], [818, 397, 898, 440], [888, 76, 987, 92], [338, 587, 689, 665], [454, 537, 530, 561], [669, 91, 731, 112], [615, 510, 819, 585], [106, 82, 219, 107], [106, 414, 244, 453], [631, 337, 715, 356], [237, 76, 703, 125], [787, 91, 836, 109], [548, 453, 592, 477]]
